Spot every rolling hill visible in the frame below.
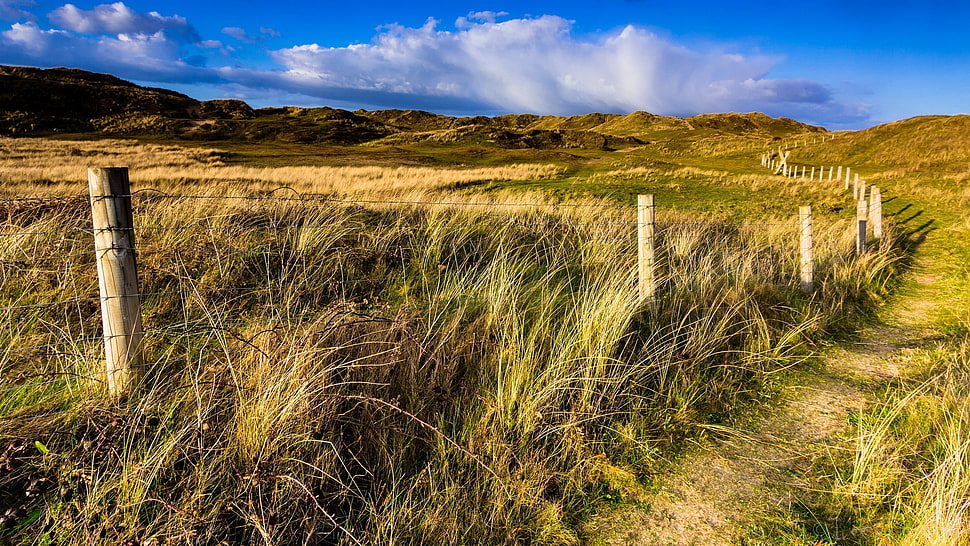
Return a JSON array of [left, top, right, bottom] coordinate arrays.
[[0, 65, 824, 149]]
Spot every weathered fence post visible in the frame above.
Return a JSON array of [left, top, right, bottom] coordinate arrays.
[[828, 166, 834, 181], [638, 194, 656, 303], [810, 167, 815, 181], [799, 205, 814, 293], [88, 167, 144, 396], [837, 166, 843, 182], [845, 167, 852, 189], [856, 199, 868, 255], [871, 186, 883, 241]]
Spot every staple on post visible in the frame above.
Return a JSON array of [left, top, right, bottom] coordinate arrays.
[[799, 205, 814, 293], [88, 167, 144, 396], [638, 194, 656, 304]]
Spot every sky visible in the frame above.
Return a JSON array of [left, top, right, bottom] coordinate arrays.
[[0, 0, 967, 130]]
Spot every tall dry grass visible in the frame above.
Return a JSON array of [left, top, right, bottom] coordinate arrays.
[[0, 137, 904, 543], [836, 337, 970, 545], [0, 137, 565, 200]]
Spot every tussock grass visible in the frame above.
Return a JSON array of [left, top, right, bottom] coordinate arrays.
[[0, 137, 904, 543], [835, 337, 970, 545]]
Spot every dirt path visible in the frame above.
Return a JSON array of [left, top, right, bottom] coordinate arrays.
[[583, 271, 940, 544]]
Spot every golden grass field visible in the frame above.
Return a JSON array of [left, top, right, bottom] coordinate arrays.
[[4, 129, 964, 544]]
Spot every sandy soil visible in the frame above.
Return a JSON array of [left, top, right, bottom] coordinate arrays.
[[583, 276, 937, 545]]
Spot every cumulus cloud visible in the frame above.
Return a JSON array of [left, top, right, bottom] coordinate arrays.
[[49, 2, 198, 41], [269, 15, 859, 122], [0, 4, 868, 125], [0, 20, 218, 82]]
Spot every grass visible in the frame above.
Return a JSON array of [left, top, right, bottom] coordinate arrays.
[[0, 134, 907, 544], [746, 117, 970, 545]]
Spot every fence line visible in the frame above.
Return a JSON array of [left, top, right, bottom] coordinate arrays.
[[1, 163, 872, 397], [760, 144, 883, 256]]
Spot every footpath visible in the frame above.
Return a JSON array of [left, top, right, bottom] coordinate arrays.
[[585, 232, 946, 544]]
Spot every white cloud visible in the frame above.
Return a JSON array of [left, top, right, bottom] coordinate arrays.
[[2, 21, 64, 54], [0, 20, 216, 82], [0, 6, 869, 125], [49, 2, 198, 42], [269, 15, 857, 121]]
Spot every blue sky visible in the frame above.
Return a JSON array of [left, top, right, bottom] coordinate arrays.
[[1, 0, 967, 130]]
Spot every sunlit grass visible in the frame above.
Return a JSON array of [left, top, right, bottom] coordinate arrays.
[[0, 153, 904, 543]]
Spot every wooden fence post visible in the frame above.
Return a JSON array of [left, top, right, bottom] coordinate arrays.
[[845, 167, 852, 189], [871, 186, 883, 241], [810, 167, 815, 181], [828, 166, 833, 181], [799, 205, 814, 293], [88, 167, 144, 396], [837, 166, 843, 183], [638, 194, 656, 304], [856, 199, 868, 255]]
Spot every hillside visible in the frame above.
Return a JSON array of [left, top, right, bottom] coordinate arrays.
[[3, 70, 970, 544], [0, 65, 823, 150], [788, 114, 970, 173]]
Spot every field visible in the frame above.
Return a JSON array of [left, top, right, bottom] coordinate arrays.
[[0, 118, 967, 545]]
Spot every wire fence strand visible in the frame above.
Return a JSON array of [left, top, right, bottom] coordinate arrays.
[[0, 177, 869, 397]]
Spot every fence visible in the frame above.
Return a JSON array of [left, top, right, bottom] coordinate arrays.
[[1, 162, 875, 397], [761, 147, 883, 256]]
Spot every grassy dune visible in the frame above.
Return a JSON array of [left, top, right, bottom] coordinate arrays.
[[766, 117, 970, 544], [1, 135, 904, 543]]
